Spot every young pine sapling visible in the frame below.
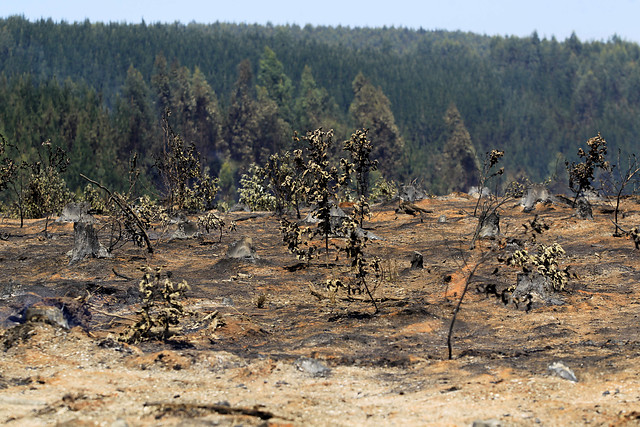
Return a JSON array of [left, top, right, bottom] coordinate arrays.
[[343, 129, 378, 227], [565, 132, 610, 206]]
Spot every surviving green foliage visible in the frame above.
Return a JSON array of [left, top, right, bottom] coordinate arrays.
[[565, 132, 610, 203], [507, 243, 570, 292], [369, 173, 398, 202], [343, 129, 378, 227], [2, 18, 640, 194], [238, 163, 276, 211], [120, 266, 191, 343], [3, 140, 72, 229], [156, 114, 220, 213]]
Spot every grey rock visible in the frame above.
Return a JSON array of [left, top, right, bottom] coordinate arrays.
[[546, 297, 566, 306], [295, 357, 331, 377], [329, 206, 348, 230], [437, 214, 447, 223], [354, 227, 381, 241], [303, 211, 320, 224], [304, 205, 348, 231], [229, 203, 251, 212], [305, 205, 347, 220], [472, 420, 502, 427], [330, 206, 348, 218], [170, 220, 201, 240], [548, 361, 578, 382], [399, 184, 428, 202], [208, 351, 246, 371], [583, 189, 603, 202], [168, 212, 188, 224]]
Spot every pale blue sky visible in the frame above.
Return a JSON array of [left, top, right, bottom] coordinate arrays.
[[1, 0, 639, 43]]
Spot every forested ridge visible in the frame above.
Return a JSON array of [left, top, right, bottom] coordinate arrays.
[[1, 15, 639, 196]]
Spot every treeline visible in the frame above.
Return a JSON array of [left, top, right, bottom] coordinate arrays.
[[0, 49, 403, 199], [1, 16, 640, 195]]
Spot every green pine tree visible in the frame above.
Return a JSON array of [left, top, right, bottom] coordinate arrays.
[[349, 72, 404, 179], [436, 103, 481, 194]]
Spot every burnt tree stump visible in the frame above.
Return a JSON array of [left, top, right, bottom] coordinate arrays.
[[69, 220, 110, 265], [410, 251, 424, 269], [575, 197, 593, 220]]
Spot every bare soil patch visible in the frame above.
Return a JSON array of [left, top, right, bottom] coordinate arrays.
[[1, 196, 640, 426]]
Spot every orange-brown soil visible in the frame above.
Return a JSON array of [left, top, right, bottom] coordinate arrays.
[[1, 195, 640, 426]]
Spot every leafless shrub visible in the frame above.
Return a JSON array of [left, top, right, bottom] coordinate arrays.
[[601, 150, 640, 236]]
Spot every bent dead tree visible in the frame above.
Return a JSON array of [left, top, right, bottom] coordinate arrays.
[[79, 173, 153, 254]]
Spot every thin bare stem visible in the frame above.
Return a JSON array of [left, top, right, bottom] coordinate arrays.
[[80, 173, 153, 254], [447, 254, 488, 360]]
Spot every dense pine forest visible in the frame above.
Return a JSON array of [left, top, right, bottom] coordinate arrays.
[[1, 16, 640, 198]]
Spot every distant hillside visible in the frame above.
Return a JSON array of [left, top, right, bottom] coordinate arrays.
[[1, 16, 639, 193]]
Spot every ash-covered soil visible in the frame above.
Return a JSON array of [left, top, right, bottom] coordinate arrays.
[[1, 194, 640, 426]]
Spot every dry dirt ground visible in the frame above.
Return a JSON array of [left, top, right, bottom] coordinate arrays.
[[1, 194, 640, 426]]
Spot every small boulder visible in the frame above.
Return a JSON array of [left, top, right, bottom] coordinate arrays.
[[304, 204, 348, 231], [168, 212, 188, 224], [25, 305, 69, 329], [548, 361, 578, 382], [468, 186, 491, 198], [399, 184, 428, 202], [229, 203, 251, 212], [354, 227, 381, 241], [472, 420, 502, 427], [295, 357, 331, 377], [10, 297, 91, 330]]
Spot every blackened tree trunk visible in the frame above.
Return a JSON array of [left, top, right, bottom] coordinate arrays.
[[69, 221, 109, 265]]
